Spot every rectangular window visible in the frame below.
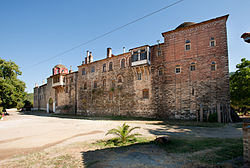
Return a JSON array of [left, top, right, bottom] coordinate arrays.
[[91, 66, 95, 73], [175, 66, 181, 74], [140, 49, 147, 60], [82, 68, 86, 75], [211, 65, 216, 71], [190, 63, 195, 71], [185, 44, 191, 50], [142, 89, 149, 99], [137, 73, 142, 80], [109, 62, 113, 71], [132, 51, 138, 62], [210, 37, 216, 47], [210, 41, 215, 47], [192, 88, 194, 96]]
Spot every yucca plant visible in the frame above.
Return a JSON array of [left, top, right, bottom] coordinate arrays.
[[106, 123, 141, 143]]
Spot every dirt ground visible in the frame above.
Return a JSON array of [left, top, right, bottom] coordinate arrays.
[[0, 111, 243, 167]]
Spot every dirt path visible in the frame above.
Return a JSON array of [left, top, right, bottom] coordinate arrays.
[[0, 111, 242, 162]]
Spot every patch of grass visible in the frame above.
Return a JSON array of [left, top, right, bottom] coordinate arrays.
[[159, 136, 242, 154], [153, 120, 226, 127], [196, 139, 243, 164], [94, 137, 153, 148]]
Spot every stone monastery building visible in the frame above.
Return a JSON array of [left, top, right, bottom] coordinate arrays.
[[34, 15, 231, 122]]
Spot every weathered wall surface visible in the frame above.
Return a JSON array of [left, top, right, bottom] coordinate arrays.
[[77, 52, 154, 118], [152, 15, 230, 121], [34, 15, 230, 121]]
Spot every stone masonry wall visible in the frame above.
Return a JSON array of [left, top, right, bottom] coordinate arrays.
[[77, 52, 154, 118]]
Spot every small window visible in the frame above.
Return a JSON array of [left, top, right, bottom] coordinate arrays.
[[65, 86, 68, 93], [121, 58, 126, 69], [211, 62, 216, 71], [185, 40, 191, 51], [175, 65, 181, 74], [137, 73, 142, 80], [57, 68, 60, 74], [210, 37, 216, 47], [103, 63, 106, 72], [91, 66, 95, 73], [118, 76, 123, 83], [94, 81, 97, 88], [158, 50, 161, 57], [192, 88, 195, 96], [190, 62, 196, 71], [84, 82, 87, 90], [103, 79, 106, 87], [158, 68, 163, 76], [109, 62, 113, 71], [62, 69, 64, 73], [142, 89, 149, 99], [82, 68, 86, 75], [109, 92, 113, 101]]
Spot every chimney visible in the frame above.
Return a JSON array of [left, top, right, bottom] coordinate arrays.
[[86, 50, 90, 64], [42, 80, 45, 84], [123, 47, 125, 53], [107, 48, 112, 58], [35, 83, 38, 87], [89, 52, 93, 63]]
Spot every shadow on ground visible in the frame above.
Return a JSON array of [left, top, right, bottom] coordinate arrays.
[[81, 142, 192, 168]]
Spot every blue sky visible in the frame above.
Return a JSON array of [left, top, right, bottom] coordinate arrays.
[[1, 0, 250, 93]]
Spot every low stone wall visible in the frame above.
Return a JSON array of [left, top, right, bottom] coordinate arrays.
[[243, 119, 250, 164]]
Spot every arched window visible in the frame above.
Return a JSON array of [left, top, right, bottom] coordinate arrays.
[[190, 62, 196, 71], [121, 58, 126, 69], [118, 76, 123, 83], [211, 62, 216, 71], [103, 63, 106, 72], [109, 62, 113, 71]]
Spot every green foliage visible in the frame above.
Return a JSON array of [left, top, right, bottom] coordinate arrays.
[[208, 112, 217, 122], [230, 58, 250, 114], [0, 58, 26, 110], [105, 123, 141, 143]]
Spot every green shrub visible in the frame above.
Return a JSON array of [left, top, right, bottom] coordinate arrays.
[[106, 123, 141, 144]]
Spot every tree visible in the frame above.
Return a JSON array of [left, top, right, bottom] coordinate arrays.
[[230, 58, 250, 115], [0, 58, 26, 111], [106, 123, 141, 143]]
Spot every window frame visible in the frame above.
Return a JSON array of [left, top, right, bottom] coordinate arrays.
[[185, 40, 191, 51], [175, 65, 181, 74]]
